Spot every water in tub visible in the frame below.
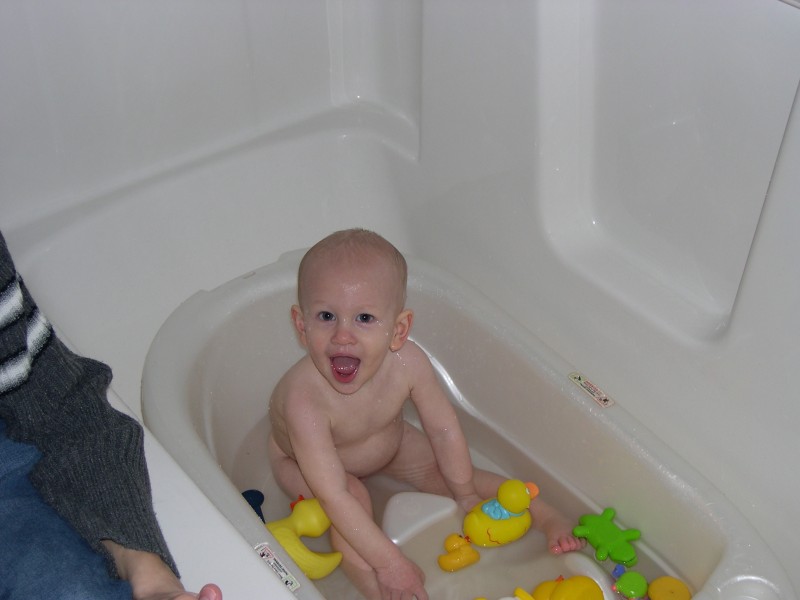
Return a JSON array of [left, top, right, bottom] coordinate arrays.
[[232, 408, 617, 600]]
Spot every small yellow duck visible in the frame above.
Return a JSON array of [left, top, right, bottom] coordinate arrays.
[[463, 479, 539, 547], [437, 533, 481, 572], [266, 497, 342, 580]]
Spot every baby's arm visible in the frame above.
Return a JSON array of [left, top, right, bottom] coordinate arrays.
[[284, 396, 428, 600], [405, 344, 481, 511]]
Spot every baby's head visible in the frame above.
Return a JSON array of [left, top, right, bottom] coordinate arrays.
[[297, 228, 408, 313], [294, 230, 412, 392]]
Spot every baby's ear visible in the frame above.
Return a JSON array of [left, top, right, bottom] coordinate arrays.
[[291, 305, 308, 347], [390, 309, 413, 351]]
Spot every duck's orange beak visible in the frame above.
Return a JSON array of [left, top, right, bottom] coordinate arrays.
[[526, 482, 540, 500]]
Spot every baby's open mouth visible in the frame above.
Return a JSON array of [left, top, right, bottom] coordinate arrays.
[[331, 356, 360, 383]]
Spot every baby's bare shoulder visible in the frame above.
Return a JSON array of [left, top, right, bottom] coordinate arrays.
[[271, 358, 324, 410], [394, 339, 436, 375], [397, 338, 428, 360]]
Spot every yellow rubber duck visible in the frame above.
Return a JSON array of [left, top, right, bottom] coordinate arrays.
[[266, 497, 342, 580], [437, 533, 481, 572], [463, 479, 539, 547], [526, 575, 604, 600], [471, 575, 603, 600]]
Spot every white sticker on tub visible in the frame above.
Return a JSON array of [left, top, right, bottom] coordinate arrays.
[[569, 372, 615, 408], [255, 542, 301, 592]]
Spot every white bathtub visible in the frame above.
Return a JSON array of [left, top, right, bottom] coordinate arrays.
[[142, 249, 789, 600], [3, 1, 800, 598]]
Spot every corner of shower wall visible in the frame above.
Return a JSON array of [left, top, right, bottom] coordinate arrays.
[[0, 0, 422, 236], [326, 0, 423, 161], [535, 0, 800, 342]]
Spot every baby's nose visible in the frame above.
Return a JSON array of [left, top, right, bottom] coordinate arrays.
[[331, 321, 356, 345]]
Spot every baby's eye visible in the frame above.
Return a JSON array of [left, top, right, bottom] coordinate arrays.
[[317, 311, 336, 322], [356, 313, 375, 324]]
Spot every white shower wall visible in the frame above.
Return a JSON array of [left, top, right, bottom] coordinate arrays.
[[1, 0, 799, 597], [410, 0, 800, 592], [409, 1, 800, 595]]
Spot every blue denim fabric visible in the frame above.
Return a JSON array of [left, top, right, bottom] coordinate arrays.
[[0, 420, 131, 600]]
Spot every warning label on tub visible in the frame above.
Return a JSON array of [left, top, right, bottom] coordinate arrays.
[[255, 542, 301, 592], [569, 372, 614, 408]]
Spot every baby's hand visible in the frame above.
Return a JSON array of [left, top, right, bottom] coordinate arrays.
[[455, 493, 482, 514], [375, 554, 428, 600]]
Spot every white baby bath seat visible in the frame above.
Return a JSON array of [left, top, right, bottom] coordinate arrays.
[[142, 250, 792, 600]]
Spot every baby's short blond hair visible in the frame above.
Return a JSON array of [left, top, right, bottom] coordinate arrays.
[[297, 228, 408, 309]]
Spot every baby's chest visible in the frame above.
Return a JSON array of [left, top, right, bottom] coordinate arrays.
[[330, 393, 408, 440]]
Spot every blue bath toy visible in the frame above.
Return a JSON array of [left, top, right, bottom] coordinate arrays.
[[572, 507, 640, 567], [242, 489, 266, 522]]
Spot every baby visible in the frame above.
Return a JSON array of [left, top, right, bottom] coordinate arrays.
[[268, 229, 583, 600]]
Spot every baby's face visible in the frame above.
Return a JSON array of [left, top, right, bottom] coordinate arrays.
[[292, 255, 409, 395]]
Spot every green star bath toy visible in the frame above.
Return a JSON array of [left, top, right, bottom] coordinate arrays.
[[573, 507, 641, 567]]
